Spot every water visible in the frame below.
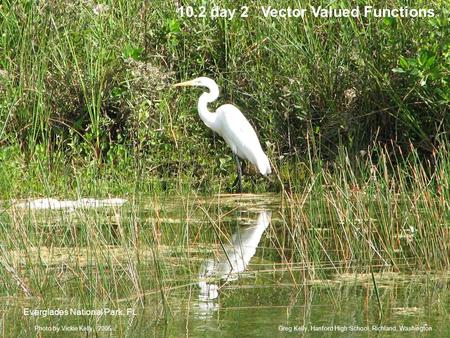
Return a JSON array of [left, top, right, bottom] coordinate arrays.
[[1, 194, 448, 336]]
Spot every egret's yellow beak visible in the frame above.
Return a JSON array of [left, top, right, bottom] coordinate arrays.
[[173, 80, 195, 87]]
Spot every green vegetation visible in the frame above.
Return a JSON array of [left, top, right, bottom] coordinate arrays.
[[0, 2, 448, 334], [0, 0, 449, 196], [0, 191, 448, 334]]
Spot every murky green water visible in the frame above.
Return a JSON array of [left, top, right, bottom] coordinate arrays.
[[0, 194, 448, 337]]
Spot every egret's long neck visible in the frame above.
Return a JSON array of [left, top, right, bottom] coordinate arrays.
[[198, 84, 219, 131]]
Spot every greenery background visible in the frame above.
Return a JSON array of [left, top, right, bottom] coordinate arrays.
[[0, 0, 449, 197], [0, 3, 448, 332]]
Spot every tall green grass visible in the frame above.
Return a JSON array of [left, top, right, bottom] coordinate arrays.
[[0, 147, 447, 333], [0, 0, 449, 195], [290, 141, 449, 276], [1, 141, 448, 299], [0, 2, 448, 335]]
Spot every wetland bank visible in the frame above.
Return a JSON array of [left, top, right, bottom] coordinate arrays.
[[0, 0, 449, 336]]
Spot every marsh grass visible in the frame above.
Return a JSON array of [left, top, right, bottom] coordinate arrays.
[[1, 142, 448, 298], [0, 162, 448, 335], [282, 142, 449, 274], [1, 0, 449, 197], [0, 1, 449, 334]]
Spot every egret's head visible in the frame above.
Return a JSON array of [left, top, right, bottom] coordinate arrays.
[[173, 77, 215, 89]]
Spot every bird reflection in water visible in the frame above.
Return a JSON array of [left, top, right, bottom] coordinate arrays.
[[196, 210, 271, 317]]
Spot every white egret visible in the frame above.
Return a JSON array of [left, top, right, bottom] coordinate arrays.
[[173, 77, 271, 192]]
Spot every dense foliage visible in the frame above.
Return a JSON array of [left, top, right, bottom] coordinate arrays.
[[0, 0, 449, 195]]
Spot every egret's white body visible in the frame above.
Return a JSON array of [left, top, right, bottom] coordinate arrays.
[[174, 77, 271, 189], [214, 104, 271, 175]]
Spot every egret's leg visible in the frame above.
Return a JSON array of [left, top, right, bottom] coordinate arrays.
[[233, 155, 243, 193]]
